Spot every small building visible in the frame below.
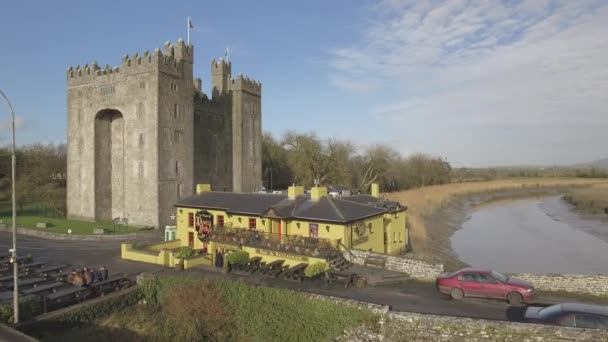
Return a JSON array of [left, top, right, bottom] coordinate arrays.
[[172, 183, 408, 268]]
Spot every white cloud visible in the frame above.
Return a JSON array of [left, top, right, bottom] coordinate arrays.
[[329, 0, 608, 164], [0, 116, 26, 130]]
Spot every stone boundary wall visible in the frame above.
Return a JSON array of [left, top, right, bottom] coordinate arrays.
[[383, 311, 607, 342], [0, 226, 162, 242], [345, 250, 608, 297], [344, 249, 444, 281], [513, 273, 608, 297]]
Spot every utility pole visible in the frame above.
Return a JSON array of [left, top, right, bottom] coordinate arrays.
[[0, 89, 18, 323]]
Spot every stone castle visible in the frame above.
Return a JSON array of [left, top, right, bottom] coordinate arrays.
[[66, 38, 262, 228]]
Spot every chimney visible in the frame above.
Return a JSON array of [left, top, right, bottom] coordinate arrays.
[[371, 183, 380, 198], [311, 186, 327, 201], [288, 185, 304, 200], [196, 184, 211, 194]]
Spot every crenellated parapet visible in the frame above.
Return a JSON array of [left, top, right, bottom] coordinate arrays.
[[67, 39, 194, 86], [231, 74, 262, 96], [211, 58, 232, 76]]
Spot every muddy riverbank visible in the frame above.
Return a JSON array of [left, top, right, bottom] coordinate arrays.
[[410, 186, 596, 271]]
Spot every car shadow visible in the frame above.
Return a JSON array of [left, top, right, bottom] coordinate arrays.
[[506, 305, 527, 322]]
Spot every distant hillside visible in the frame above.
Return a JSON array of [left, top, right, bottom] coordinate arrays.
[[572, 158, 608, 170]]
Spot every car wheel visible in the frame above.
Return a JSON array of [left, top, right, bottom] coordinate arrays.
[[507, 291, 523, 305], [450, 288, 464, 300]]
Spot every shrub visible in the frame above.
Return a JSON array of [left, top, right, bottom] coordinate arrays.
[[0, 304, 12, 324], [160, 279, 234, 342], [175, 247, 196, 259], [0, 296, 44, 324], [304, 262, 328, 278], [224, 251, 249, 267]]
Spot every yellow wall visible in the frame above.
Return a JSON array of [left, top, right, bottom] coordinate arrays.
[[241, 246, 326, 268], [383, 211, 407, 255], [284, 220, 346, 244], [144, 240, 182, 252]]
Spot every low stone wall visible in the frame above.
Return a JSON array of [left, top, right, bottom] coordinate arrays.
[[382, 311, 607, 342], [0, 226, 161, 242], [345, 249, 444, 281], [514, 273, 608, 297]]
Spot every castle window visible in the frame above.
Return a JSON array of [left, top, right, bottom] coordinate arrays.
[[174, 160, 182, 177], [137, 103, 145, 119], [139, 81, 146, 89], [177, 183, 182, 199], [100, 85, 115, 96], [174, 130, 184, 144], [138, 162, 144, 178], [139, 133, 144, 147], [171, 82, 178, 92], [173, 103, 180, 119]]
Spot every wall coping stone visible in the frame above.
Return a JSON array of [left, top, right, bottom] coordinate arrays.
[[0, 226, 162, 242]]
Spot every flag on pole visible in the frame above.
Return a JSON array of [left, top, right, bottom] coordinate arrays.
[[189, 19, 194, 29], [225, 47, 229, 61], [187, 17, 193, 45]]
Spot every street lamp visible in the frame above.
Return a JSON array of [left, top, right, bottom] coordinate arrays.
[[0, 89, 18, 324]]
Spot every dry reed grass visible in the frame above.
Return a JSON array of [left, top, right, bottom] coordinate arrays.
[[385, 178, 608, 258], [563, 183, 608, 215]]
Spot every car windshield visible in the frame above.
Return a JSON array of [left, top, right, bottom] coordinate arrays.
[[490, 271, 508, 283], [539, 305, 563, 319]]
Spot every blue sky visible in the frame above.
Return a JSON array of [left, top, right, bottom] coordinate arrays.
[[1, 0, 607, 166]]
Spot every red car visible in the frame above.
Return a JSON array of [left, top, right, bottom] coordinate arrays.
[[436, 267, 535, 305]]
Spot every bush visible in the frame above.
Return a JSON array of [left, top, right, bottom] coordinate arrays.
[[224, 251, 249, 267], [160, 279, 235, 341], [0, 296, 43, 324], [304, 262, 328, 278], [175, 247, 196, 259], [0, 304, 12, 324]]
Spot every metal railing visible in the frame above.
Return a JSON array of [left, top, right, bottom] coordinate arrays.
[[209, 226, 339, 258]]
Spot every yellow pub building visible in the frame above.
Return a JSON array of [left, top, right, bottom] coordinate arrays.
[[171, 184, 408, 268]]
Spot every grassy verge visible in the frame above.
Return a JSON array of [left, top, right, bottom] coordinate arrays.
[[32, 275, 380, 342], [563, 184, 608, 215], [0, 215, 147, 235], [385, 178, 608, 262]]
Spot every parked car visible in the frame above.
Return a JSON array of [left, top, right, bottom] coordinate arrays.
[[436, 267, 535, 305], [524, 303, 608, 329]]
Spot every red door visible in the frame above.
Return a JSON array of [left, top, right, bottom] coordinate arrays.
[[188, 232, 194, 248], [277, 221, 282, 241], [203, 242, 208, 254]]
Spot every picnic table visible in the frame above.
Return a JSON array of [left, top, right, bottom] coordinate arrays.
[[324, 270, 356, 288], [45, 271, 69, 282], [0, 291, 13, 302], [2, 277, 46, 290], [44, 286, 92, 312], [259, 260, 285, 277], [22, 282, 64, 296], [21, 261, 49, 274], [90, 275, 131, 295], [0, 253, 10, 260], [31, 264, 70, 277], [282, 263, 308, 283], [0, 256, 30, 267], [232, 256, 263, 274]]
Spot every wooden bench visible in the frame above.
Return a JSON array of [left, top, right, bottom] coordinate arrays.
[[45, 271, 70, 282], [0, 290, 13, 303], [259, 260, 285, 277], [282, 263, 308, 283], [22, 282, 64, 296], [364, 256, 387, 268], [0, 253, 10, 260], [0, 256, 30, 268], [324, 270, 356, 288], [233, 256, 263, 274], [21, 261, 49, 274]]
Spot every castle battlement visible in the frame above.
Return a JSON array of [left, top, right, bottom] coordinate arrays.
[[67, 39, 193, 86], [211, 58, 232, 75], [231, 74, 262, 95]]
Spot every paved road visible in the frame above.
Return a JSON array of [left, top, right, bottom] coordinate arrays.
[[0, 232, 592, 322]]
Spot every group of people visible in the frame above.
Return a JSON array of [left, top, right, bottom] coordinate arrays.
[[67, 266, 109, 286]]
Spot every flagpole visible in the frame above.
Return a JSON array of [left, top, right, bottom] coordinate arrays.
[[187, 17, 190, 45]]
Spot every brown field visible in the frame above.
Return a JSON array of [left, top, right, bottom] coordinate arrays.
[[563, 183, 608, 215], [385, 178, 608, 264]]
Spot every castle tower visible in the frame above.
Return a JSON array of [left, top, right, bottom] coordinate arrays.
[[66, 39, 195, 228], [231, 75, 262, 192], [66, 38, 262, 228]]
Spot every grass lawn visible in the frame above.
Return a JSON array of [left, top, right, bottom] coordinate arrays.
[[0, 215, 147, 235]]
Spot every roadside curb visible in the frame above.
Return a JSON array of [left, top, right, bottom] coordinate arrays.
[[0, 226, 162, 242]]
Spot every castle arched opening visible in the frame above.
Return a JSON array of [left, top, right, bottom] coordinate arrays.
[[94, 109, 125, 221]]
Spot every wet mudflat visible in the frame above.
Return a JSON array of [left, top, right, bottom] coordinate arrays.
[[452, 196, 608, 274]]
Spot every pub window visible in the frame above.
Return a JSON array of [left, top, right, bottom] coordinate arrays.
[[248, 218, 256, 230], [309, 223, 319, 238], [399, 232, 402, 242], [217, 215, 224, 227], [188, 213, 194, 227], [177, 183, 182, 199], [393, 232, 397, 243], [173, 103, 179, 119]]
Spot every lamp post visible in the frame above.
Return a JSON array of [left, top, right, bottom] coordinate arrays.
[[0, 89, 18, 323]]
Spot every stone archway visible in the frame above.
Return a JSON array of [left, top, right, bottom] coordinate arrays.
[[94, 109, 125, 221]]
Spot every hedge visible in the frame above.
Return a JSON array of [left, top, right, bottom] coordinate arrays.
[[304, 262, 328, 278], [224, 251, 249, 267]]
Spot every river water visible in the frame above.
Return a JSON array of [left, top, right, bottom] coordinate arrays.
[[451, 196, 608, 274]]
